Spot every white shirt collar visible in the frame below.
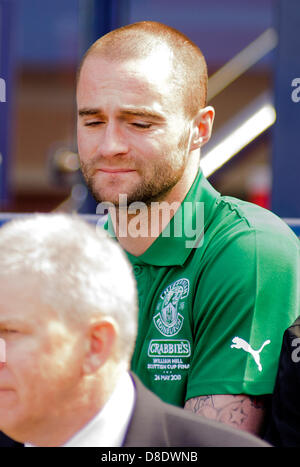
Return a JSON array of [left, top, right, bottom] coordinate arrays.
[[26, 371, 135, 447]]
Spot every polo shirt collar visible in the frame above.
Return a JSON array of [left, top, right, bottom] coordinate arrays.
[[106, 170, 220, 267]]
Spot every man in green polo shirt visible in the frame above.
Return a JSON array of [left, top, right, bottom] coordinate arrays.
[[76, 21, 300, 436]]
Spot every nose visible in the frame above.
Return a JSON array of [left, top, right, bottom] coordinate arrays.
[[99, 121, 129, 158], [0, 338, 6, 368]]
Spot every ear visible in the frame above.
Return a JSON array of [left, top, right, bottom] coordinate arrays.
[[190, 106, 215, 150], [82, 318, 118, 375]]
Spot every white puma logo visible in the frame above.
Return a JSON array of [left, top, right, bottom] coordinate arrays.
[[230, 336, 271, 372]]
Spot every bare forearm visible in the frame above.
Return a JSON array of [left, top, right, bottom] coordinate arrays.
[[184, 394, 266, 435]]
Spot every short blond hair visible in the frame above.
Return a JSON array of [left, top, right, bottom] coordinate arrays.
[[78, 21, 207, 118]]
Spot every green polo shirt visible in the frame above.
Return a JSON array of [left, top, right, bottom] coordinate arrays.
[[105, 170, 300, 407]]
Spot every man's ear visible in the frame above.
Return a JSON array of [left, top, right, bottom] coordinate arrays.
[[190, 106, 215, 150], [82, 318, 118, 375]]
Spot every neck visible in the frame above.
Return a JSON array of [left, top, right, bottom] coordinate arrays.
[[17, 365, 123, 447], [112, 157, 199, 256]]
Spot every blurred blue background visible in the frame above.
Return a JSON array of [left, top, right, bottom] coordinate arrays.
[[0, 0, 299, 228]]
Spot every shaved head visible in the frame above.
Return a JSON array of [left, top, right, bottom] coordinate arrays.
[[78, 21, 208, 118]]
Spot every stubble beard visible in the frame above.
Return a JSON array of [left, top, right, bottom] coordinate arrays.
[[80, 132, 190, 208]]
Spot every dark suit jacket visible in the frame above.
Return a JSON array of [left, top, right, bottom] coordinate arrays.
[[0, 431, 21, 447], [264, 316, 300, 447], [0, 373, 270, 447], [123, 373, 269, 447]]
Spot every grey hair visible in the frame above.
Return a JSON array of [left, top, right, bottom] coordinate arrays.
[[0, 214, 138, 362]]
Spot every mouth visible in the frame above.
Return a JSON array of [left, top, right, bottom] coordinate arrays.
[[96, 168, 136, 174]]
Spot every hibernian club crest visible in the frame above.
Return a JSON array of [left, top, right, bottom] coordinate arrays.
[[153, 278, 190, 337]]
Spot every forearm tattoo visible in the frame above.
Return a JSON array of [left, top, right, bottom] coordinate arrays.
[[184, 395, 266, 434]]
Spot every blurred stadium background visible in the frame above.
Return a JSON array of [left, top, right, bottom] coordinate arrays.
[[0, 0, 299, 235]]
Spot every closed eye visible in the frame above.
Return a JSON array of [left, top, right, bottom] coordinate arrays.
[[131, 122, 152, 129], [0, 329, 18, 334], [84, 121, 104, 127]]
